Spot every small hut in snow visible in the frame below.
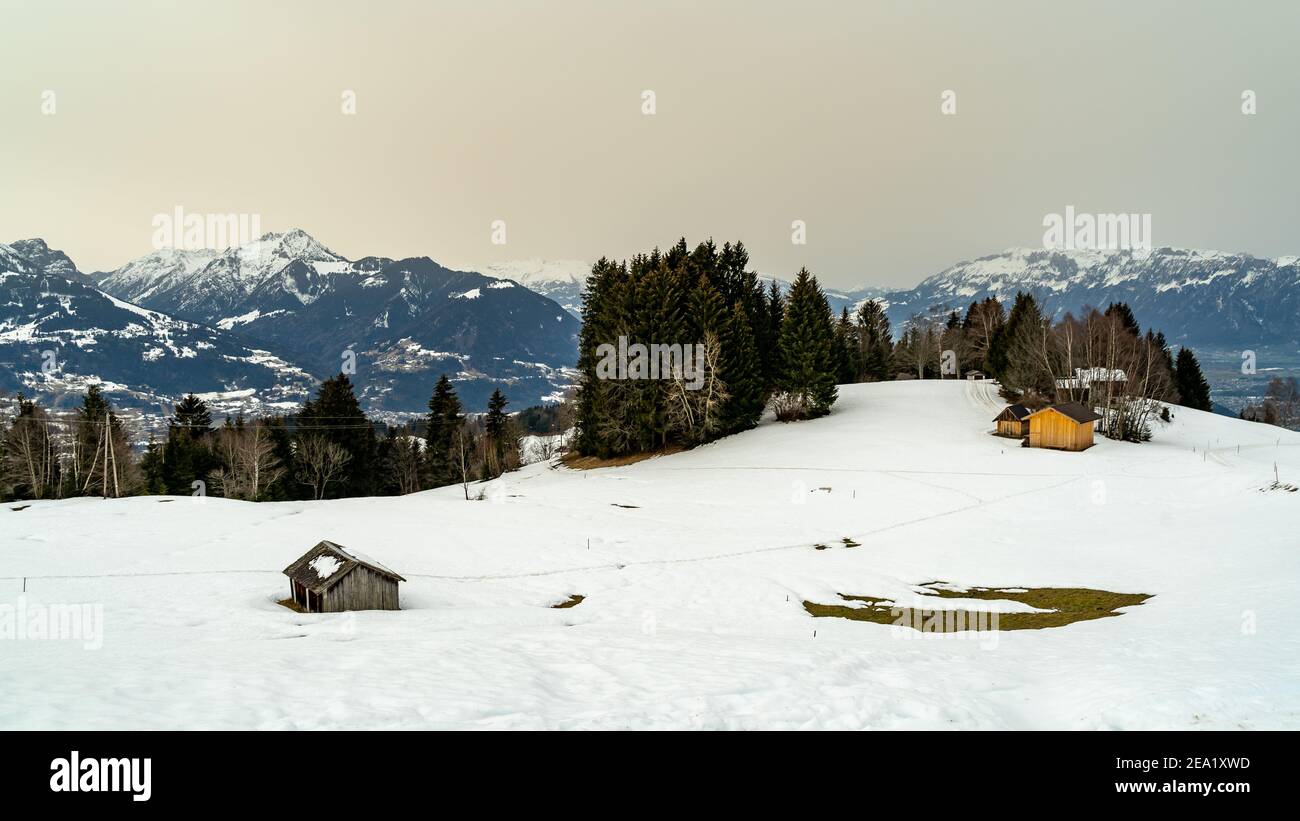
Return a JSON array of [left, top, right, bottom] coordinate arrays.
[[283, 541, 405, 613], [992, 404, 1031, 438], [1026, 403, 1102, 452]]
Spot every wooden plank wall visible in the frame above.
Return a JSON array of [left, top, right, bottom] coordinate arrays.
[[1029, 411, 1094, 451], [323, 566, 400, 612]]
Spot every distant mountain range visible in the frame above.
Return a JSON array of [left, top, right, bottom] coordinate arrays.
[[3, 231, 580, 417], [474, 259, 590, 319], [509, 247, 1300, 348], [4, 236, 1295, 421], [879, 247, 1300, 347]]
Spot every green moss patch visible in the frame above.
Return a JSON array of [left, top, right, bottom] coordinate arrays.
[[804, 583, 1151, 631]]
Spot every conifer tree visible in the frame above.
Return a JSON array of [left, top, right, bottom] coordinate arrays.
[[1174, 348, 1213, 411], [855, 299, 892, 382], [140, 436, 166, 495], [833, 307, 856, 384], [482, 388, 512, 479], [1105, 302, 1141, 336], [720, 301, 765, 432], [759, 278, 785, 394], [774, 268, 838, 420], [424, 374, 465, 487], [162, 394, 215, 494]]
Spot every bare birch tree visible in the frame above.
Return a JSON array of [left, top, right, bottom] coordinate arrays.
[[294, 434, 351, 500]]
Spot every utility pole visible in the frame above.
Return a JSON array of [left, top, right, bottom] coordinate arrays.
[[101, 415, 110, 499], [107, 411, 120, 498]]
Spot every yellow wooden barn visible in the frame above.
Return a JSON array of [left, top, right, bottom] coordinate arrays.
[[1026, 403, 1102, 451]]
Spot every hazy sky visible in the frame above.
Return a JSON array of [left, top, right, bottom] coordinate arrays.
[[2, 0, 1298, 288]]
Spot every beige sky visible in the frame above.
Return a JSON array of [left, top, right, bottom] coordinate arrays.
[[2, 0, 1298, 288]]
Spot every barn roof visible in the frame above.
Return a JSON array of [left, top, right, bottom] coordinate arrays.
[[283, 540, 406, 593], [1028, 402, 1102, 424], [993, 403, 1031, 423]]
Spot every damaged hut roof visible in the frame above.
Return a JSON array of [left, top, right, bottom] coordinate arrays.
[[283, 540, 406, 593], [1028, 402, 1103, 424]]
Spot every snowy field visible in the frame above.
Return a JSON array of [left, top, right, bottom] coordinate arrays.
[[2, 380, 1298, 730]]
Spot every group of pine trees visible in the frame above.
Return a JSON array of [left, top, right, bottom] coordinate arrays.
[[0, 375, 524, 503], [574, 239, 839, 458]]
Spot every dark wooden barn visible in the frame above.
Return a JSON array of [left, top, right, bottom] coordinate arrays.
[[993, 404, 1032, 438], [283, 541, 405, 613]]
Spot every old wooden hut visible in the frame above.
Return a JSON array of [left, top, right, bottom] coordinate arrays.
[[992, 404, 1031, 438], [1026, 402, 1102, 451], [282, 541, 405, 613]]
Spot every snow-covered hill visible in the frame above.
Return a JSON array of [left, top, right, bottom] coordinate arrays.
[[3, 380, 1296, 729]]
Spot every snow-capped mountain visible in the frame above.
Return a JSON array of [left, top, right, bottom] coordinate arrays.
[[94, 229, 351, 322], [874, 247, 1300, 346], [0, 241, 316, 414], [94, 232, 581, 412], [477, 259, 591, 318]]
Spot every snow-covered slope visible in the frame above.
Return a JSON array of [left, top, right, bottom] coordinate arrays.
[[3, 380, 1296, 729]]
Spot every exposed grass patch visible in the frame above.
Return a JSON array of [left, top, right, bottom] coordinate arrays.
[[814, 537, 860, 551], [276, 597, 306, 613], [561, 445, 685, 470], [551, 594, 585, 609], [1261, 481, 1298, 493], [10, 505, 30, 512], [804, 583, 1151, 631]]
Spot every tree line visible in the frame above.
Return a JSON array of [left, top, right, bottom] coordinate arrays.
[[574, 238, 838, 458], [0, 375, 525, 503]]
